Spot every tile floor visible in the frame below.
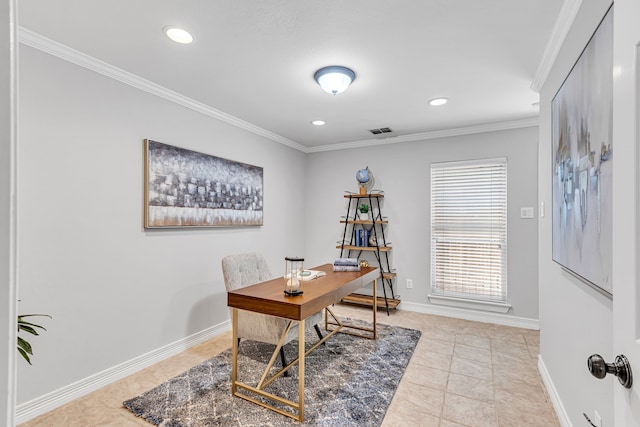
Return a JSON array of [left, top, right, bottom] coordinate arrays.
[[19, 304, 559, 427]]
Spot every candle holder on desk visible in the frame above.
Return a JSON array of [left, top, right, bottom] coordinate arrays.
[[284, 256, 304, 296]]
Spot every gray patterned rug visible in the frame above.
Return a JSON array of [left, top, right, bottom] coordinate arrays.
[[123, 320, 420, 426]]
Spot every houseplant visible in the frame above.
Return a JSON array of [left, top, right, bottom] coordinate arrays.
[[358, 204, 370, 220], [18, 313, 51, 365]]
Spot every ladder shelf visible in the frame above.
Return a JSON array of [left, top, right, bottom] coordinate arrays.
[[337, 191, 399, 314]]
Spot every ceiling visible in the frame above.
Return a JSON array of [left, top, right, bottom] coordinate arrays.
[[18, 0, 562, 149]]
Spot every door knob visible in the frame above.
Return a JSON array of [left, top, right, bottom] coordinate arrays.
[[587, 354, 633, 388]]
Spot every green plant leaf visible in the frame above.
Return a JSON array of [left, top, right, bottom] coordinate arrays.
[[18, 324, 40, 336], [17, 336, 33, 355], [18, 319, 47, 330], [18, 315, 50, 332], [17, 313, 50, 365], [18, 314, 52, 321], [17, 347, 32, 365]]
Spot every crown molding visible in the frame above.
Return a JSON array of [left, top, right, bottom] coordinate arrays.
[[19, 27, 540, 155], [17, 27, 307, 152], [306, 117, 539, 153], [530, 0, 583, 93]]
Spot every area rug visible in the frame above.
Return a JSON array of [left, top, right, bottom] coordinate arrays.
[[123, 320, 420, 426]]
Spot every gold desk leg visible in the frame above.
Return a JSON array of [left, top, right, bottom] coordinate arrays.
[[372, 278, 377, 339], [298, 318, 305, 422], [257, 321, 293, 389], [232, 317, 305, 421], [324, 307, 328, 330], [231, 308, 238, 395]]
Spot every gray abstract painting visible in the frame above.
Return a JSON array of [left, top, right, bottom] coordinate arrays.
[[551, 6, 612, 295], [144, 139, 263, 228]]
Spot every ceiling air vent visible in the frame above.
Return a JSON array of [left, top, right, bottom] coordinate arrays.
[[369, 127, 393, 135]]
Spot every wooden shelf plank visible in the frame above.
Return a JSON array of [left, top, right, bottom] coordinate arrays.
[[340, 293, 401, 310], [382, 271, 397, 279], [343, 193, 384, 199], [336, 245, 392, 252], [340, 220, 388, 225]]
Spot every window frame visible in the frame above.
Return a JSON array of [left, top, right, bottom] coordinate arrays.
[[429, 157, 508, 306]]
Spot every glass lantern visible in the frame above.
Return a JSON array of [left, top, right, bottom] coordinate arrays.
[[284, 256, 304, 296]]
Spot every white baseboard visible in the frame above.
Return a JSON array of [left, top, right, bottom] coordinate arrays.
[[16, 320, 231, 424], [400, 301, 539, 330], [538, 355, 572, 427]]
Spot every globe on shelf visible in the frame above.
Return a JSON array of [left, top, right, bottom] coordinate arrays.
[[356, 166, 374, 194]]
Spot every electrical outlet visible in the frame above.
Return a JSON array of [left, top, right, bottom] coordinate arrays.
[[406, 279, 413, 289]]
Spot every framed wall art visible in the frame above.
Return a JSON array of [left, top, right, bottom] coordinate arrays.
[[144, 139, 263, 228], [551, 5, 613, 296]]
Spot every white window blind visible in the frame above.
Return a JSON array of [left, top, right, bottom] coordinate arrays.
[[431, 158, 507, 302]]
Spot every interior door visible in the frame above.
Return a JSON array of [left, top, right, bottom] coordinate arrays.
[[612, 0, 640, 425]]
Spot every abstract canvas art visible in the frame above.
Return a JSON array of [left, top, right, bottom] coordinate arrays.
[[144, 139, 263, 228], [551, 6, 613, 295]]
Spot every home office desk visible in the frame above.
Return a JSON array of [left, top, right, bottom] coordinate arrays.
[[227, 263, 380, 422]]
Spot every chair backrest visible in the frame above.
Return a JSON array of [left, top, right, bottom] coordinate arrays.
[[221, 253, 273, 291]]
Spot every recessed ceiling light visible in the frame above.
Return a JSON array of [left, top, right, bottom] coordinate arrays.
[[428, 97, 448, 106], [164, 27, 194, 44], [311, 120, 326, 126]]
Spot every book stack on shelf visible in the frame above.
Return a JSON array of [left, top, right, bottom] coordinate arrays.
[[333, 258, 360, 272], [355, 229, 370, 247]]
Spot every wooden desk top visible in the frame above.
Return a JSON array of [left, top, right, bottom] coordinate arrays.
[[227, 263, 380, 321]]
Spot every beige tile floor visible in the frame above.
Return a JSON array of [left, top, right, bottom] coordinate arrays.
[[19, 304, 559, 427]]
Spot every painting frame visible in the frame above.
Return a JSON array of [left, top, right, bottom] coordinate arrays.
[[551, 5, 613, 296], [144, 139, 264, 228]]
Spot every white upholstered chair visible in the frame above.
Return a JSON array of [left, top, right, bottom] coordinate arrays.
[[221, 253, 324, 370]]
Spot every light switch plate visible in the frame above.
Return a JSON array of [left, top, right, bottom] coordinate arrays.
[[520, 207, 535, 219]]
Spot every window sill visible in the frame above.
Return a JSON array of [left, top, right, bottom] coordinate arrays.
[[427, 294, 512, 314]]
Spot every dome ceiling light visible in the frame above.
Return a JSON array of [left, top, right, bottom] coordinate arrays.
[[314, 66, 356, 95]]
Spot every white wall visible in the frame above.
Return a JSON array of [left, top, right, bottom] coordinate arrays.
[[538, 0, 614, 424], [16, 45, 308, 404], [1, 0, 17, 424], [304, 126, 539, 321]]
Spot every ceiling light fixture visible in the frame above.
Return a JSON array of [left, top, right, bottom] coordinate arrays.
[[428, 97, 448, 106], [311, 120, 326, 126], [314, 66, 356, 95], [164, 27, 194, 44]]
